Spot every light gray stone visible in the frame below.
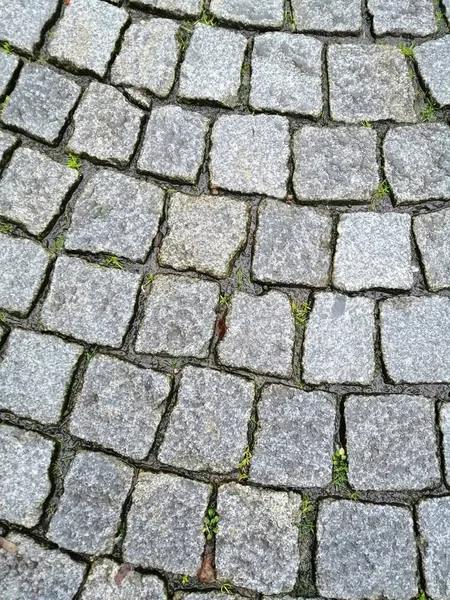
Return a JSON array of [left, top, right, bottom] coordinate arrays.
[[177, 595, 240, 600], [111, 19, 180, 97], [0, 0, 59, 53], [0, 329, 82, 423], [250, 33, 322, 117], [328, 44, 416, 123], [333, 212, 413, 291], [123, 472, 210, 575], [67, 82, 143, 167], [158, 366, 254, 473], [0, 533, 86, 600], [0, 52, 20, 98], [159, 192, 250, 278], [384, 124, 450, 204], [123, 87, 152, 110], [218, 291, 295, 378], [65, 170, 164, 262], [368, 0, 436, 36], [130, 0, 202, 17], [48, 0, 128, 77], [303, 293, 376, 385], [137, 106, 210, 184], [48, 451, 133, 555], [250, 385, 336, 488], [178, 24, 247, 108], [415, 36, 450, 107], [70, 354, 170, 460], [445, 0, 450, 18], [440, 403, 450, 485], [210, 114, 290, 199], [252, 199, 332, 287], [0, 425, 53, 527], [418, 497, 450, 600], [292, 0, 362, 33], [0, 130, 17, 168], [316, 501, 418, 600], [210, 0, 284, 28], [346, 394, 440, 491], [293, 126, 379, 203], [1, 63, 81, 145], [136, 274, 218, 358], [40, 256, 141, 348], [216, 483, 301, 595], [380, 295, 450, 383], [0, 147, 79, 236], [414, 207, 450, 291]]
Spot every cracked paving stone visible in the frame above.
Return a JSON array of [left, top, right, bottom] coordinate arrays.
[[0, 147, 79, 236], [0, 51, 20, 98], [178, 24, 247, 108], [135, 274, 219, 358], [316, 500, 418, 599], [0, 424, 53, 527], [0, 0, 59, 54], [123, 472, 210, 575], [65, 170, 164, 262], [249, 33, 322, 117], [292, 0, 362, 33], [250, 384, 336, 488], [130, 0, 202, 18], [1, 63, 81, 145], [303, 292, 376, 385], [210, 114, 290, 199], [158, 365, 254, 473], [69, 354, 171, 460], [48, 0, 128, 78], [158, 192, 250, 278], [414, 207, 450, 291], [418, 497, 450, 600], [67, 82, 143, 168], [441, 403, 450, 485], [252, 199, 332, 287], [40, 256, 141, 348], [346, 394, 440, 491], [216, 483, 301, 595], [218, 291, 295, 378], [47, 450, 133, 555], [0, 130, 17, 168], [210, 0, 284, 28], [333, 212, 413, 291], [0, 533, 87, 600], [380, 295, 450, 383], [0, 329, 82, 423], [328, 44, 416, 123], [367, 0, 436, 36], [384, 124, 450, 204], [137, 105, 210, 184], [415, 36, 450, 107], [293, 126, 379, 203]]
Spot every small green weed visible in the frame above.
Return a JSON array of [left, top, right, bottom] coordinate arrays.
[[141, 273, 154, 289], [2, 41, 11, 54], [238, 445, 252, 481], [220, 582, 233, 595], [417, 590, 427, 600], [241, 61, 249, 74], [0, 221, 12, 233], [291, 300, 311, 329], [176, 22, 192, 50], [421, 98, 438, 121], [50, 235, 65, 254], [0, 312, 6, 323], [360, 120, 373, 128], [371, 180, 390, 210], [67, 153, 82, 172], [332, 447, 349, 488], [181, 574, 189, 584], [203, 507, 220, 541], [219, 295, 230, 307], [199, 8, 216, 26], [0, 96, 9, 114], [296, 495, 315, 536], [398, 42, 415, 57], [236, 267, 250, 291], [104, 255, 124, 270], [86, 346, 97, 362]]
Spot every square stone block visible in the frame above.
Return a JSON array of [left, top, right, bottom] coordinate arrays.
[[210, 0, 284, 28], [0, 0, 59, 53], [292, 0, 362, 33], [414, 207, 450, 291], [367, 0, 436, 36], [415, 36, 450, 107], [418, 497, 450, 600]]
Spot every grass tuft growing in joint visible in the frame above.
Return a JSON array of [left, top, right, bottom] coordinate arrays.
[[2, 41, 11, 54], [296, 494, 315, 536], [421, 98, 438, 121], [371, 179, 390, 210], [104, 255, 124, 270], [203, 507, 219, 541], [238, 445, 252, 481], [398, 42, 415, 57], [291, 300, 311, 329], [67, 153, 82, 172]]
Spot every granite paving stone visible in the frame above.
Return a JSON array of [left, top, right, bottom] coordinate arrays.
[[123, 472, 210, 575], [177, 595, 240, 600], [130, 0, 202, 18], [210, 0, 284, 28], [0, 130, 18, 168], [123, 87, 152, 110], [158, 366, 254, 473], [292, 0, 362, 33], [414, 207, 450, 291], [440, 403, 450, 485], [159, 192, 250, 278], [445, 0, 450, 18], [65, 170, 164, 262], [0, 0, 59, 54], [210, 114, 290, 198], [0, 52, 20, 98], [418, 497, 450, 600], [367, 0, 436, 36], [47, 451, 133, 555], [415, 36, 450, 107]]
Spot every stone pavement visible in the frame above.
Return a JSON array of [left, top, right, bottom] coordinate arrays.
[[0, 0, 449, 598]]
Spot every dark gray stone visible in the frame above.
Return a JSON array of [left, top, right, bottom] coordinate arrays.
[[0, 0, 59, 53], [130, 0, 202, 17], [292, 0, 362, 33], [0, 130, 17, 168], [415, 36, 450, 107], [367, 0, 436, 36], [0, 52, 20, 98], [440, 403, 450, 486], [418, 497, 450, 600], [210, 0, 284, 28], [414, 207, 450, 291]]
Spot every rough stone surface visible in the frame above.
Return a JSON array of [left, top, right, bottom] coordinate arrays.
[[48, 451, 133, 555], [48, 0, 128, 77], [210, 114, 290, 198], [158, 366, 254, 473], [40, 256, 141, 348], [0, 147, 79, 236], [0, 0, 59, 53], [367, 0, 436, 36], [380, 295, 450, 383], [67, 82, 143, 167], [159, 192, 250, 278], [218, 291, 295, 378], [346, 394, 440, 491], [135, 274, 219, 358], [292, 0, 362, 33], [137, 106, 210, 184], [210, 0, 284, 28], [414, 207, 450, 291], [1, 63, 81, 145], [0, 425, 53, 527], [0, 52, 20, 98], [384, 124, 450, 204], [70, 354, 170, 460], [303, 293, 375, 385], [445, 0, 450, 18], [0, 130, 17, 168], [333, 212, 413, 291], [130, 0, 202, 17], [415, 36, 450, 107], [178, 24, 246, 108], [328, 44, 416, 123], [441, 403, 450, 486], [177, 595, 240, 600], [293, 126, 379, 202], [252, 199, 332, 286], [418, 497, 450, 600], [65, 170, 164, 262], [216, 484, 301, 595], [250, 33, 322, 117], [0, 329, 82, 423], [123, 472, 210, 575], [250, 385, 336, 488], [316, 501, 418, 599]]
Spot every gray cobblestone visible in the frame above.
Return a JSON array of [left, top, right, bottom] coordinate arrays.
[[0, 130, 17, 168], [415, 36, 450, 107], [414, 207, 450, 291], [367, 0, 436, 36], [130, 0, 202, 18], [445, 0, 450, 18], [418, 497, 450, 600], [440, 403, 450, 485], [0, 0, 59, 54], [210, 0, 284, 28], [0, 52, 20, 98], [292, 0, 362, 33]]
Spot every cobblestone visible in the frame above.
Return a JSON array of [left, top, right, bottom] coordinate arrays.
[[292, 0, 362, 33], [414, 207, 450, 291], [0, 52, 20, 98], [0, 0, 59, 54], [367, 0, 436, 36], [0, 130, 17, 168], [130, 0, 202, 18], [210, 0, 284, 28], [415, 36, 450, 107], [440, 403, 450, 485], [418, 497, 450, 600]]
